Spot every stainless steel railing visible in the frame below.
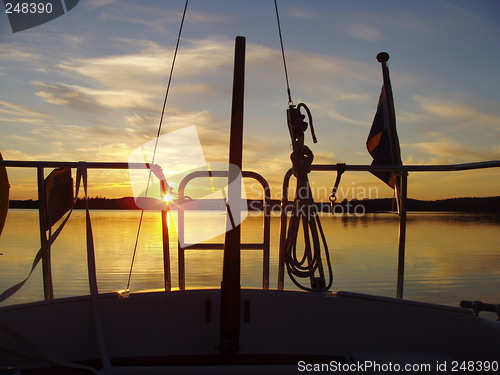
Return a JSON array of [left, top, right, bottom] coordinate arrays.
[[177, 170, 271, 290], [1, 159, 498, 300], [278, 160, 500, 297], [0, 160, 171, 297]]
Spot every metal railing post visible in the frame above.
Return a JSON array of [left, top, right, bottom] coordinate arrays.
[[177, 170, 270, 290], [36, 166, 54, 300], [278, 169, 293, 290], [396, 171, 408, 299]]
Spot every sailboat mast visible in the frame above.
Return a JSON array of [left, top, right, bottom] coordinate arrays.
[[220, 36, 245, 355]]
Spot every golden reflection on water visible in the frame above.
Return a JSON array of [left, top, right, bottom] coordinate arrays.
[[0, 210, 499, 312]]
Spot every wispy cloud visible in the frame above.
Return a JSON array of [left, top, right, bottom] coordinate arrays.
[[414, 95, 500, 129], [1, 148, 64, 162], [33, 81, 157, 112], [85, 0, 120, 9], [0, 44, 40, 62], [345, 23, 382, 41], [58, 49, 172, 88], [287, 7, 319, 20], [92, 1, 225, 33], [408, 132, 500, 163], [61, 36, 379, 100], [47, 37, 235, 107], [324, 109, 368, 126], [0, 100, 50, 118]]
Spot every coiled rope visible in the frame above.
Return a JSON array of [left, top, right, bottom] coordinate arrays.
[[274, 0, 333, 291]]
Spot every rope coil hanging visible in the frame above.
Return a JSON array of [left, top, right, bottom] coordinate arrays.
[[284, 103, 333, 291], [274, 0, 333, 291]]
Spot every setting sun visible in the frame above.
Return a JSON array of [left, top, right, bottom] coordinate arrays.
[[163, 192, 175, 203]]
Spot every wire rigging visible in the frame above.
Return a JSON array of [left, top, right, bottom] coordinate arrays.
[[126, 0, 189, 290], [274, 0, 293, 105]]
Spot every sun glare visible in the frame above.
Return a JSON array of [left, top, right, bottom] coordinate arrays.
[[163, 193, 175, 203]]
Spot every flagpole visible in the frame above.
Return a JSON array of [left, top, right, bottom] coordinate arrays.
[[376, 52, 407, 299], [376, 53, 401, 170], [396, 172, 408, 299]]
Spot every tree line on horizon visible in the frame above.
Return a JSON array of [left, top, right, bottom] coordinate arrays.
[[8, 196, 500, 212]]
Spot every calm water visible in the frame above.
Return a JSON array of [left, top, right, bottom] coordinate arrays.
[[1, 209, 499, 318]]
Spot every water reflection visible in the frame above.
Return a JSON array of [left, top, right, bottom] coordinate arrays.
[[0, 210, 499, 313]]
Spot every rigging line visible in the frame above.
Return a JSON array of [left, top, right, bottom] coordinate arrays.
[[274, 0, 293, 105], [126, 0, 189, 290]]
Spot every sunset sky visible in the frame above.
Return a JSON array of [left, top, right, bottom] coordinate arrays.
[[1, 0, 499, 201]]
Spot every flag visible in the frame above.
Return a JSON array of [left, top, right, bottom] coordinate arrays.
[[44, 168, 74, 229], [366, 84, 402, 189]]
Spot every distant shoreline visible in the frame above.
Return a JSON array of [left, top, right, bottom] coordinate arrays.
[[8, 196, 500, 213]]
